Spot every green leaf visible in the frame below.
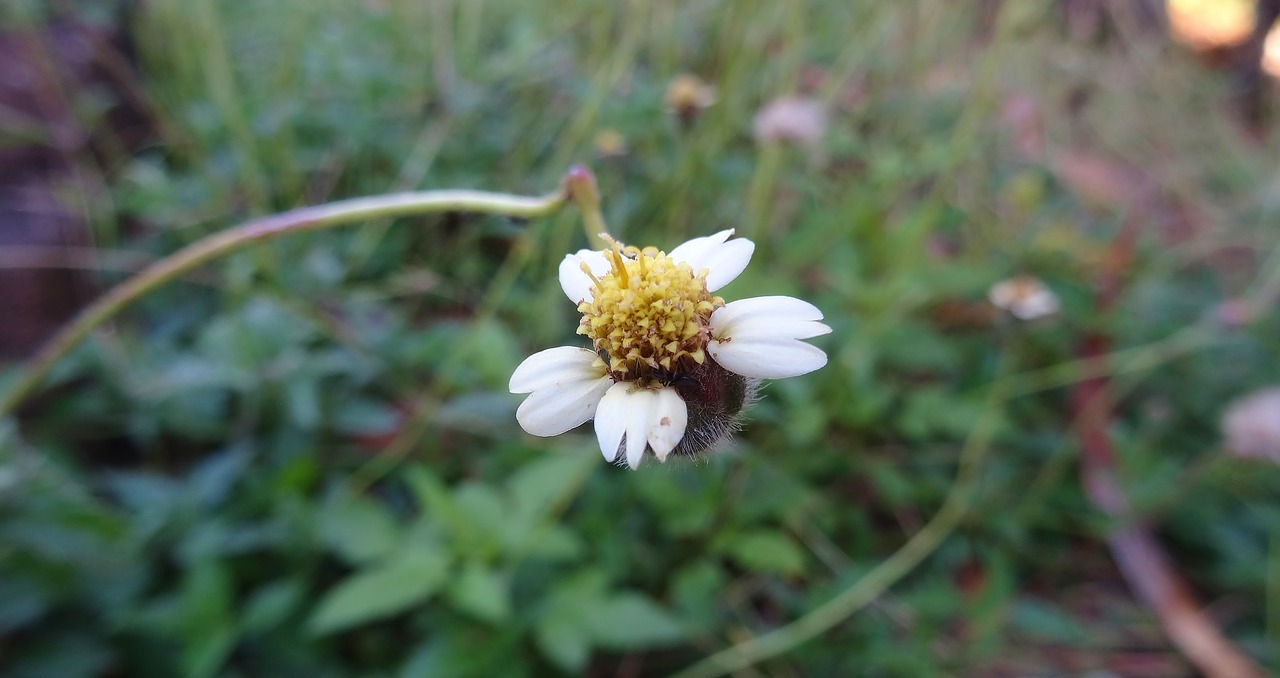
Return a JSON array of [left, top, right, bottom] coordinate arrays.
[[587, 594, 686, 648], [865, 460, 914, 509], [308, 549, 449, 635], [332, 398, 401, 436], [456, 318, 522, 386], [445, 562, 511, 624], [898, 387, 989, 440], [242, 579, 305, 635], [157, 389, 232, 442], [184, 623, 237, 678], [7, 630, 114, 678], [180, 561, 233, 631], [436, 393, 518, 433], [174, 564, 237, 677], [671, 562, 725, 631], [452, 482, 508, 553], [534, 568, 607, 669], [285, 377, 321, 428], [403, 466, 457, 523], [102, 472, 183, 513], [1010, 600, 1090, 643], [720, 530, 806, 575], [317, 492, 402, 565], [535, 615, 591, 673], [401, 632, 532, 678], [536, 575, 682, 654], [507, 453, 596, 520], [523, 526, 584, 563], [0, 575, 49, 633], [186, 445, 251, 507]]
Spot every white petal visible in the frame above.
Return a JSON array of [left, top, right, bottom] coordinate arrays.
[[647, 388, 687, 462], [1014, 291, 1060, 320], [722, 316, 832, 341], [509, 346, 603, 394], [510, 347, 611, 437], [668, 229, 732, 265], [591, 384, 690, 469], [988, 276, 1059, 320], [515, 376, 613, 436], [709, 337, 829, 379], [594, 383, 631, 464], [558, 249, 611, 304], [668, 230, 755, 291], [987, 280, 1017, 308], [709, 295, 825, 330], [701, 239, 755, 291], [622, 389, 655, 470], [708, 296, 831, 379]]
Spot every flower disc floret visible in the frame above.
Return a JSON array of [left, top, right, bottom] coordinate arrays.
[[576, 241, 723, 382]]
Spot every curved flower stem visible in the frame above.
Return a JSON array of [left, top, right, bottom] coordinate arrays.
[[0, 186, 575, 418], [671, 357, 1010, 678]]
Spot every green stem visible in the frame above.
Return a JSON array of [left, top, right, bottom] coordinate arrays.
[[1269, 531, 1280, 648], [670, 357, 1009, 678], [0, 187, 570, 418], [743, 142, 782, 243]]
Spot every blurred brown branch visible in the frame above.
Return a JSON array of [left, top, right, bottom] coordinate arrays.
[[1072, 230, 1265, 678]]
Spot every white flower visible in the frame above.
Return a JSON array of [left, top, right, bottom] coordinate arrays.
[[1223, 387, 1280, 463], [510, 229, 831, 469], [987, 275, 1060, 320]]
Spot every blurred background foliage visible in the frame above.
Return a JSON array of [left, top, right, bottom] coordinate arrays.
[[2, 0, 1280, 676]]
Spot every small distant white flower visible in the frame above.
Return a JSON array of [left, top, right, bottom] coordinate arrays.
[[510, 230, 830, 469], [1223, 387, 1280, 462], [987, 275, 1060, 320], [753, 96, 827, 145]]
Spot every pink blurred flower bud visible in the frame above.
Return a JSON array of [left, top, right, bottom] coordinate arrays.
[[753, 96, 827, 146]]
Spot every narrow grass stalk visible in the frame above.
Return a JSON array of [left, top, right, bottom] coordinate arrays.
[[1269, 532, 1280, 648], [0, 186, 574, 418], [743, 142, 782, 242], [671, 355, 1010, 678]]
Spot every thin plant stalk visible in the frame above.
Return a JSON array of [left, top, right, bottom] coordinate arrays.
[[670, 353, 1010, 678], [0, 183, 581, 418]]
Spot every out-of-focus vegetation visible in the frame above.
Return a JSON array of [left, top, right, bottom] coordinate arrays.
[[2, 1, 1279, 676]]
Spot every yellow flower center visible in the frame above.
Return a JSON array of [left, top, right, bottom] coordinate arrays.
[[577, 238, 723, 383]]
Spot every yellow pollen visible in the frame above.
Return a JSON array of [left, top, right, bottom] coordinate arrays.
[[577, 239, 724, 383], [578, 261, 603, 290]]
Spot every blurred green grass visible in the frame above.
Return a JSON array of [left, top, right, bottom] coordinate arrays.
[[2, 1, 1280, 676]]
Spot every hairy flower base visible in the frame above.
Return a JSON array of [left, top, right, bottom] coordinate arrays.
[[663, 360, 759, 460], [594, 362, 758, 467]]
